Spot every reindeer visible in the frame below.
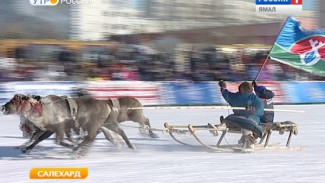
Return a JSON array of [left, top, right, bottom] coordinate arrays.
[[107, 97, 158, 138], [1, 94, 135, 154]]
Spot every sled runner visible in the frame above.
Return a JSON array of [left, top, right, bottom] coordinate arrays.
[[259, 121, 298, 147], [164, 116, 301, 152]]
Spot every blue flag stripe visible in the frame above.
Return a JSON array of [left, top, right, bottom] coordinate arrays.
[[275, 17, 325, 51]]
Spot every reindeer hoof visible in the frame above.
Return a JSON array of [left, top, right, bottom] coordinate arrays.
[[71, 153, 82, 159], [150, 133, 159, 138], [129, 144, 137, 150], [71, 150, 83, 159], [17, 144, 28, 150], [20, 147, 30, 154], [115, 142, 122, 149], [72, 147, 78, 152]]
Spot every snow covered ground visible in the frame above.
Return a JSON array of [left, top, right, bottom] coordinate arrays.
[[0, 104, 324, 183]]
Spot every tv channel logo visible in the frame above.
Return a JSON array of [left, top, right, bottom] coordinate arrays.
[[30, 0, 59, 6], [30, 0, 92, 6], [256, 0, 303, 14]]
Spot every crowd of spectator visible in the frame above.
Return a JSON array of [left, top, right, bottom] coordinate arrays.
[[0, 44, 324, 82]]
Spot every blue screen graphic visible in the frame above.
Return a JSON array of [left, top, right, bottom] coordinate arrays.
[[256, 0, 291, 5]]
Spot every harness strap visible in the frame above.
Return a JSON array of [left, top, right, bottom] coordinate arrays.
[[111, 98, 120, 112], [65, 98, 79, 127], [30, 102, 43, 116]]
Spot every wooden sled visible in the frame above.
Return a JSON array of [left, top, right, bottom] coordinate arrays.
[[259, 121, 298, 147], [164, 119, 301, 152], [164, 122, 235, 152]]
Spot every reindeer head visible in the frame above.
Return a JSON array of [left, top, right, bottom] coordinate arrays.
[[1, 94, 30, 115], [30, 95, 41, 102]]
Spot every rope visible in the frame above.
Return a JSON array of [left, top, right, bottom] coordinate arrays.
[[8, 95, 305, 113], [129, 106, 305, 113], [119, 124, 169, 135]]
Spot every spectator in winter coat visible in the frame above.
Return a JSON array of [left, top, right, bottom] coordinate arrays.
[[252, 81, 275, 123]]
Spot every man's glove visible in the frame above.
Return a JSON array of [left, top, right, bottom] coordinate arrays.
[[218, 80, 226, 90], [246, 106, 256, 114]]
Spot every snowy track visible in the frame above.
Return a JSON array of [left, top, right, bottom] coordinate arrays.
[[0, 105, 324, 183]]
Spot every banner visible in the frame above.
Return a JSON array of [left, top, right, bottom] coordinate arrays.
[[84, 81, 161, 105], [283, 82, 325, 103], [161, 82, 222, 105], [0, 81, 324, 105], [0, 81, 80, 104], [269, 17, 325, 77]]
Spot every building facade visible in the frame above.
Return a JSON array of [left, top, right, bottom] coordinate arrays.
[[70, 0, 315, 41], [319, 0, 325, 28]]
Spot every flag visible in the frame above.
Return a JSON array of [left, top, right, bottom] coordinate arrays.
[[269, 17, 325, 77]]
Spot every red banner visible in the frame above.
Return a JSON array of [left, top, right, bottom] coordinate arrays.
[[84, 81, 161, 105]]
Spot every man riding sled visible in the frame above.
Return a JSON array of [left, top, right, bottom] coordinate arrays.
[[219, 80, 264, 149]]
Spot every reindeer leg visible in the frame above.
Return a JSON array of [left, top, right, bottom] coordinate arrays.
[[72, 125, 100, 156], [130, 114, 158, 138], [105, 122, 135, 149], [100, 126, 118, 145], [65, 128, 79, 145], [58, 141, 75, 149], [21, 130, 54, 153], [142, 117, 159, 138], [18, 129, 44, 150], [72, 134, 96, 156], [55, 128, 75, 149]]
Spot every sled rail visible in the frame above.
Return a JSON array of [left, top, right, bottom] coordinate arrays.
[[164, 120, 299, 151], [259, 121, 298, 147]]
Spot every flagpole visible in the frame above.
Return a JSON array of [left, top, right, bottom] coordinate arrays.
[[254, 17, 291, 81], [254, 55, 270, 81]]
